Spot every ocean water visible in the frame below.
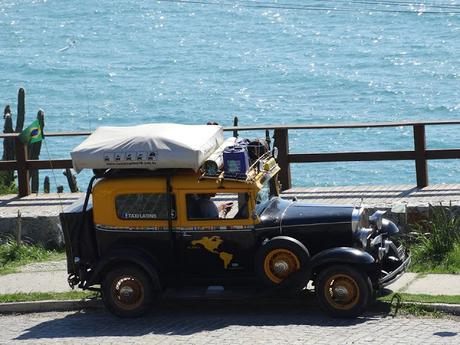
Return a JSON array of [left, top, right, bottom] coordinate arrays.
[[1, 0, 460, 191]]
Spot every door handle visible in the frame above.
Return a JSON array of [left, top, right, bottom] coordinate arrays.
[[182, 232, 192, 238]]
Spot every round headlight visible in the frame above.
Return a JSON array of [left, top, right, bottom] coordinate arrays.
[[351, 207, 369, 233], [369, 210, 387, 230]]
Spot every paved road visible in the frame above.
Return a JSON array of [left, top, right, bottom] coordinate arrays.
[[0, 302, 459, 345]]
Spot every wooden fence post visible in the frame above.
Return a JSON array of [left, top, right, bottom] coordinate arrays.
[[273, 128, 291, 191], [414, 124, 428, 188], [265, 129, 271, 150], [44, 176, 50, 193], [29, 109, 45, 193], [233, 116, 239, 138], [15, 137, 30, 197]]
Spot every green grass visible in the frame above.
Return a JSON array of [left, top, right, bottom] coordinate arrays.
[[0, 240, 66, 275], [0, 291, 97, 303], [408, 204, 460, 274], [410, 243, 460, 274], [395, 304, 448, 318], [376, 292, 460, 318], [379, 292, 460, 305], [373, 293, 456, 318]]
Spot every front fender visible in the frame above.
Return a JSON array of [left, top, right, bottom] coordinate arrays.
[[310, 247, 375, 270], [85, 247, 161, 290]]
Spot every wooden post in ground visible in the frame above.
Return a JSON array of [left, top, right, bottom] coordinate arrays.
[[15, 210, 22, 245]]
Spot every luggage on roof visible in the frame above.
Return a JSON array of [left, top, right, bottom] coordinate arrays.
[[71, 123, 224, 173]]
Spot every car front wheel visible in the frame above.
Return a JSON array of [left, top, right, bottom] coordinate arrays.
[[102, 265, 155, 318], [315, 265, 372, 318]]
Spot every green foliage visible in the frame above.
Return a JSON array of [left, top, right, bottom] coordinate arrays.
[[409, 204, 460, 273], [0, 171, 17, 195], [410, 244, 460, 274], [376, 293, 456, 318], [397, 304, 447, 318], [379, 292, 460, 305], [0, 238, 64, 275], [0, 291, 97, 303]]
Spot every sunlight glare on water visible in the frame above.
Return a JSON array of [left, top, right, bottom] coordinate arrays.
[[0, 0, 459, 190]]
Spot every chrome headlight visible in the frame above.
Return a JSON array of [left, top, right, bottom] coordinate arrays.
[[369, 210, 386, 230], [351, 207, 369, 233]]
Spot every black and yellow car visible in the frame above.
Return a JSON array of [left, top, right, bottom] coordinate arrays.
[[61, 156, 410, 318]]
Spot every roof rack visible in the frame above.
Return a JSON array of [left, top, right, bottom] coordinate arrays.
[[199, 151, 279, 184]]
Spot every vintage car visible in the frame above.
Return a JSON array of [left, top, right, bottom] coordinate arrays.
[[60, 152, 410, 318]]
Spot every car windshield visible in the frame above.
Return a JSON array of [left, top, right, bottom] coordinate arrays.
[[255, 180, 272, 214]]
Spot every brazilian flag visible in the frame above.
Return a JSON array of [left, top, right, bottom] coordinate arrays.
[[18, 119, 43, 144]]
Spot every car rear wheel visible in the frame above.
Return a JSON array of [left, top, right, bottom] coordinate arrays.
[[102, 265, 155, 318], [256, 237, 310, 287], [315, 265, 372, 318]]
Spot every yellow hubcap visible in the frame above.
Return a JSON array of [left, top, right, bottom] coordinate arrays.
[[323, 274, 360, 310], [264, 249, 300, 283]]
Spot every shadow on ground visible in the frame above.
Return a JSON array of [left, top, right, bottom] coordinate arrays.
[[15, 295, 395, 340]]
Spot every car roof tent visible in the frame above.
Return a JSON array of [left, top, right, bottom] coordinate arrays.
[[71, 123, 224, 173]]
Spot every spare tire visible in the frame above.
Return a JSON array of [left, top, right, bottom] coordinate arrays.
[[255, 236, 310, 287]]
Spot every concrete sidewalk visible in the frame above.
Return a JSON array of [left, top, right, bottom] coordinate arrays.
[[0, 260, 72, 295], [1, 260, 459, 296]]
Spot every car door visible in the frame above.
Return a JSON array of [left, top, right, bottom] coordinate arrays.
[[174, 190, 257, 278]]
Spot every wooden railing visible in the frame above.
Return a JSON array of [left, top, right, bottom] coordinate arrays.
[[2, 120, 460, 197], [0, 132, 91, 197], [228, 120, 460, 191]]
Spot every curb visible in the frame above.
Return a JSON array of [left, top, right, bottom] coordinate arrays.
[[0, 299, 103, 314], [400, 302, 460, 316], [0, 298, 459, 316]]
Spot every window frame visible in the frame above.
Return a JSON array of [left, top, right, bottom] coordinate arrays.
[[114, 193, 177, 221], [180, 190, 254, 226]]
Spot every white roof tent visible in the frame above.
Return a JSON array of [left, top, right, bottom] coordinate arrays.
[[71, 123, 224, 173]]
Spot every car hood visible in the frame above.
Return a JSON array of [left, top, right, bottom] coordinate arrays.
[[258, 197, 354, 229]]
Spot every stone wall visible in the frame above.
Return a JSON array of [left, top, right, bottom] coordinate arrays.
[[0, 193, 83, 249], [0, 215, 63, 249]]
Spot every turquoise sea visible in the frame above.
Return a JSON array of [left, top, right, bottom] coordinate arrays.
[[1, 0, 460, 191]]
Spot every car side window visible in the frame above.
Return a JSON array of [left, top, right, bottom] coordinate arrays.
[[186, 193, 249, 220], [115, 193, 176, 220]]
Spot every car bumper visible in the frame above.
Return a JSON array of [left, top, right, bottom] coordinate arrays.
[[378, 246, 411, 287]]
